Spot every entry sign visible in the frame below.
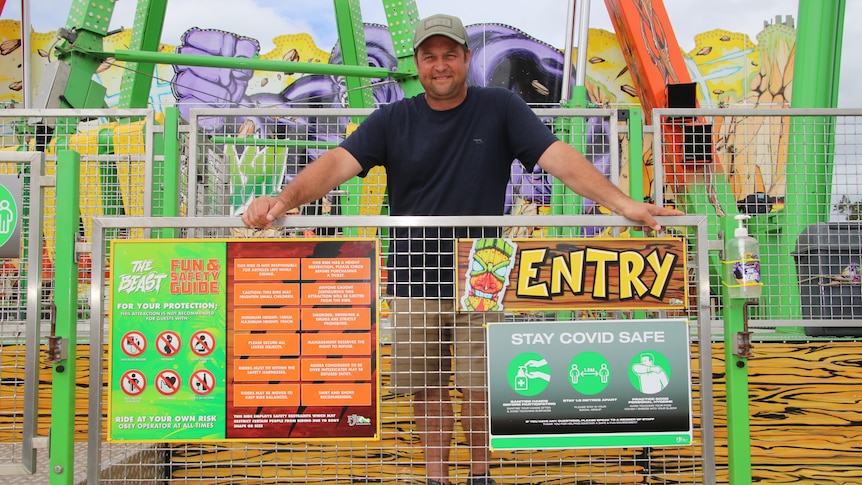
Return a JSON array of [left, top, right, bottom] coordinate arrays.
[[0, 175, 23, 258], [487, 319, 693, 450]]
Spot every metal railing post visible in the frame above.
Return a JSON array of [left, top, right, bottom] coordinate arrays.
[[50, 149, 81, 485]]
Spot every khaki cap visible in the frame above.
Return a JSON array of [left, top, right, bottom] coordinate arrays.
[[413, 14, 469, 50]]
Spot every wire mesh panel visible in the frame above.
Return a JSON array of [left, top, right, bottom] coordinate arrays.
[[1, 101, 857, 483], [186, 108, 620, 226], [0, 151, 43, 476], [0, 101, 853, 483], [654, 108, 862, 483], [187, 108, 360, 221], [89, 215, 713, 485], [0, 110, 154, 482], [654, 108, 862, 336]]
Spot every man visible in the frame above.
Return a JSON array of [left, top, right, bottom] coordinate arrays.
[[242, 13, 683, 485]]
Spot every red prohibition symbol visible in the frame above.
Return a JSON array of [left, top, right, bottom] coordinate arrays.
[[189, 369, 216, 395], [190, 330, 216, 357], [121, 369, 146, 396], [121, 331, 147, 357], [156, 330, 181, 357], [156, 369, 182, 396]]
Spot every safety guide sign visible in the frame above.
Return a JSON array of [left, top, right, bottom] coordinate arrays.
[[108, 238, 380, 442], [487, 319, 692, 450]]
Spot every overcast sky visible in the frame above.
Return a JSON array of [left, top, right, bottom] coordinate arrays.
[[13, 0, 862, 107]]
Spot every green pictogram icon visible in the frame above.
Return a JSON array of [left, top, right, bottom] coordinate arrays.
[[507, 352, 551, 396], [568, 351, 611, 395], [629, 351, 671, 394]]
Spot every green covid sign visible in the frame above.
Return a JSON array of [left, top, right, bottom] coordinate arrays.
[[488, 319, 693, 450]]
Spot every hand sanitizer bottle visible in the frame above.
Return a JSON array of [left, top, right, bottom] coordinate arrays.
[[723, 215, 762, 299]]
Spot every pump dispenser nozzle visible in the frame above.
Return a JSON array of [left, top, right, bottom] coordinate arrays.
[[734, 214, 751, 238]]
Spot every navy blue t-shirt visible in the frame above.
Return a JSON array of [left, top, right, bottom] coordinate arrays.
[[340, 86, 558, 297]]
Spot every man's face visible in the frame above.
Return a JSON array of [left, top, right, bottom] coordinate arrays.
[[414, 35, 471, 108]]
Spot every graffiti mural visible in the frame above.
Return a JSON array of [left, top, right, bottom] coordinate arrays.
[[0, 17, 795, 201]]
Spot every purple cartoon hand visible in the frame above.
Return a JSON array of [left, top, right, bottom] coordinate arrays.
[[171, 28, 260, 131]]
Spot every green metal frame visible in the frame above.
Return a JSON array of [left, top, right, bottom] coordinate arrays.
[[117, 0, 168, 108], [382, 0, 422, 97], [551, 86, 589, 238], [333, 0, 375, 110], [50, 150, 81, 485], [158, 107, 181, 238], [102, 49, 409, 81], [41, 2, 848, 485]]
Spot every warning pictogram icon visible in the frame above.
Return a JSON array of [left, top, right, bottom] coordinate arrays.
[[156, 330, 181, 357], [121, 370, 146, 396], [121, 331, 147, 357], [156, 369, 182, 396], [190, 330, 215, 357], [189, 369, 216, 395]]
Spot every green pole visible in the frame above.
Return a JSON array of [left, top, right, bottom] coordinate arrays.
[[791, 0, 845, 110], [720, 217, 752, 485], [333, 0, 375, 110], [628, 107, 644, 242], [160, 107, 181, 238], [628, 108, 646, 320], [775, 0, 845, 323], [549, 86, 590, 321], [828, 2, 846, 109], [383, 0, 422, 97], [117, 0, 168, 108], [50, 150, 81, 485], [552, 85, 588, 237], [787, 0, 844, 214], [101, 49, 409, 81], [628, 108, 644, 207], [722, 306, 752, 484]]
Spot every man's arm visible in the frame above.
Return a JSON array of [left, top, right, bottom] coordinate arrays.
[[537, 140, 682, 230], [241, 147, 363, 229]]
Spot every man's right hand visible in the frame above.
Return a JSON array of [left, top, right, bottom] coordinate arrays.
[[240, 148, 364, 230], [241, 196, 290, 229]]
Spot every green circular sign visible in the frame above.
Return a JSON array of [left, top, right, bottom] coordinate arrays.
[[568, 351, 611, 395], [0, 184, 18, 248], [506, 352, 551, 396], [628, 350, 672, 394]]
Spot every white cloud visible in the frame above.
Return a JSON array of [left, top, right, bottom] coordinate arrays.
[[108, 0, 324, 52]]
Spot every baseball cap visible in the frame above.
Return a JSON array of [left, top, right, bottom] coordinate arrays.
[[413, 14, 469, 50]]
